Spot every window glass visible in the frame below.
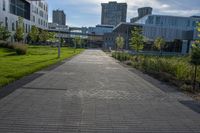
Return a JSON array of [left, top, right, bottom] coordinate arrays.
[[3, 0, 6, 11]]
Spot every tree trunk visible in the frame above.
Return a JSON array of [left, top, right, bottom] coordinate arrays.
[[74, 43, 76, 53]]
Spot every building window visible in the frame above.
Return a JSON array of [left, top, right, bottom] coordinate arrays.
[[156, 16, 161, 25], [28, 25, 30, 32], [26, 24, 27, 33], [32, 15, 35, 22], [3, 0, 6, 11], [5, 17, 8, 28], [10, 0, 30, 20], [39, 10, 44, 17], [12, 22, 15, 31], [16, 21, 18, 29]]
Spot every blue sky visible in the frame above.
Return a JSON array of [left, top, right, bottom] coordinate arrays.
[[46, 0, 200, 27]]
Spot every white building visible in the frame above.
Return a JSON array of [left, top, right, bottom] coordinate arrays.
[[0, 0, 48, 41]]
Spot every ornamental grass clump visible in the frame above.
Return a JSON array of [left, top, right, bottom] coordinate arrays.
[[13, 43, 28, 55]]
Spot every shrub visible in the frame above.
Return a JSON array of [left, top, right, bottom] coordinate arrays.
[[13, 43, 28, 55], [0, 41, 15, 49], [112, 51, 200, 92], [0, 40, 8, 47]]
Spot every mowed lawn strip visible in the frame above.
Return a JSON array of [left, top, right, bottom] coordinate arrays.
[[0, 46, 84, 88]]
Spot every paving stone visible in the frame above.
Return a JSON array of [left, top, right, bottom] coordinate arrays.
[[0, 50, 200, 133]]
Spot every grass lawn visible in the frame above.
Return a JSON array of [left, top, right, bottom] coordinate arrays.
[[0, 45, 84, 88]]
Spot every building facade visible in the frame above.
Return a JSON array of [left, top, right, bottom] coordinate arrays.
[[105, 7, 200, 54], [48, 23, 69, 32], [135, 15, 199, 42], [88, 25, 114, 35], [53, 10, 66, 25], [101, 1, 127, 26], [0, 0, 48, 41]]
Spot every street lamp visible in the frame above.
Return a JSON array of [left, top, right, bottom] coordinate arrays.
[[58, 25, 61, 58]]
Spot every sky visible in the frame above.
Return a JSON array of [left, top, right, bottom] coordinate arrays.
[[46, 0, 200, 27]]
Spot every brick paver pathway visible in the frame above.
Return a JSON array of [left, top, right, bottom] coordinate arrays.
[[0, 50, 200, 132]]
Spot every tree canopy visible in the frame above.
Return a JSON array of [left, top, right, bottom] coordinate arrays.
[[73, 36, 82, 48], [29, 25, 39, 43], [129, 27, 144, 53], [0, 22, 10, 41], [39, 30, 49, 42], [15, 17, 24, 42], [116, 35, 124, 50], [154, 37, 165, 55]]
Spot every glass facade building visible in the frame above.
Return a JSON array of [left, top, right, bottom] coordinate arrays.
[[10, 0, 30, 20], [101, 2, 127, 26]]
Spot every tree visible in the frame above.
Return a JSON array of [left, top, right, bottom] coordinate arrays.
[[29, 25, 39, 43], [0, 22, 10, 41], [190, 22, 200, 91], [81, 39, 87, 48], [129, 27, 144, 53], [73, 36, 81, 53], [154, 37, 165, 56], [47, 32, 57, 42], [116, 35, 124, 51], [15, 17, 24, 42], [60, 38, 65, 47], [39, 30, 48, 42]]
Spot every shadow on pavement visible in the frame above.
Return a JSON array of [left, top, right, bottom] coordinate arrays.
[[0, 73, 43, 99]]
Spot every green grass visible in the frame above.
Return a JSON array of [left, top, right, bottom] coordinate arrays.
[[0, 46, 84, 88]]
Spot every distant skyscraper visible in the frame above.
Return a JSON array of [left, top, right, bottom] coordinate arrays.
[[138, 7, 153, 18], [53, 10, 66, 25], [130, 7, 152, 23], [101, 1, 127, 26]]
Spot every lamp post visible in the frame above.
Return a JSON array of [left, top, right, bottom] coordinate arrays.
[[58, 25, 61, 58]]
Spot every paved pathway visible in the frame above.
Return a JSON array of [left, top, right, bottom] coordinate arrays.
[[0, 50, 200, 133]]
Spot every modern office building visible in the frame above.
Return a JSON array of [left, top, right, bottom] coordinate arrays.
[[53, 10, 66, 25], [88, 25, 114, 35], [101, 1, 127, 26], [130, 7, 152, 23], [104, 7, 200, 54], [0, 0, 48, 41]]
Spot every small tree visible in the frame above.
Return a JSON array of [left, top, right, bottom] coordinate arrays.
[[154, 37, 165, 56], [29, 25, 39, 43], [39, 30, 48, 42], [73, 36, 81, 53], [129, 27, 144, 54], [47, 32, 56, 42], [0, 22, 10, 41], [15, 17, 24, 42], [116, 35, 124, 51], [190, 22, 200, 91], [81, 39, 87, 48], [60, 38, 65, 47]]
